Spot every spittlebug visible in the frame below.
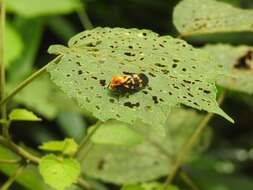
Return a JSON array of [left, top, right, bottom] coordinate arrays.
[[108, 73, 149, 94]]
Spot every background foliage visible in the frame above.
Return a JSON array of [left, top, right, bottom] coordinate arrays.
[[1, 0, 253, 190]]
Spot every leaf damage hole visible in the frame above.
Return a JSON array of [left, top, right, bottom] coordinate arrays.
[[91, 76, 98, 80], [234, 50, 253, 70], [155, 63, 166, 67], [99, 80, 106, 86], [152, 96, 159, 104], [172, 64, 178, 68], [124, 52, 135, 57], [97, 159, 106, 171], [123, 102, 140, 108]]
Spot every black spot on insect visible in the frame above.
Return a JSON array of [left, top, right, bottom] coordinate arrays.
[[78, 70, 83, 75], [234, 50, 252, 70], [108, 73, 149, 95]]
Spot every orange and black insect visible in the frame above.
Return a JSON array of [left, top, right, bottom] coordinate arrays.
[[108, 73, 149, 94]]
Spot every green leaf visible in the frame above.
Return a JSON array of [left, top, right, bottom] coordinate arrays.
[[5, 22, 23, 68], [81, 109, 212, 184], [6, 0, 82, 17], [91, 120, 144, 146], [173, 0, 253, 36], [39, 138, 78, 155], [9, 108, 42, 121], [47, 27, 233, 127], [39, 154, 80, 190], [203, 44, 253, 94], [0, 145, 47, 190]]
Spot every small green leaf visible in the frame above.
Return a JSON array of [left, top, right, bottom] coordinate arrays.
[[9, 108, 41, 121], [0, 145, 47, 190], [47, 27, 233, 127], [203, 44, 253, 94], [5, 22, 23, 68], [173, 0, 253, 36], [6, 0, 82, 17], [91, 120, 144, 147], [39, 138, 78, 155], [39, 154, 80, 190]]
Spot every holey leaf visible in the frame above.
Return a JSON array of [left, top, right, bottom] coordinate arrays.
[[47, 27, 233, 127], [203, 44, 253, 94], [173, 0, 253, 36]]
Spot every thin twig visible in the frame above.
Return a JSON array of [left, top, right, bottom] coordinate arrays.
[[0, 136, 40, 164], [0, 55, 62, 106], [2, 120, 10, 141], [77, 7, 93, 30], [76, 178, 93, 190], [0, 0, 7, 137], [0, 135, 96, 190], [75, 122, 101, 159], [162, 91, 227, 189], [180, 170, 200, 190], [0, 159, 21, 164], [0, 163, 26, 190]]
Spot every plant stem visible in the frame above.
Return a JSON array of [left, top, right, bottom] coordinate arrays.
[[76, 178, 93, 190], [77, 7, 93, 30], [0, 55, 62, 106], [0, 159, 20, 164], [0, 136, 40, 164], [163, 113, 213, 189], [0, 0, 7, 135], [0, 163, 26, 190], [75, 122, 101, 160], [179, 170, 200, 190], [162, 91, 227, 189], [2, 120, 10, 140], [0, 135, 96, 190]]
